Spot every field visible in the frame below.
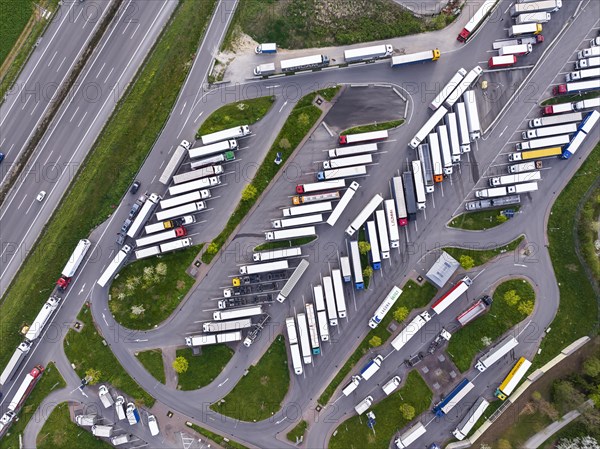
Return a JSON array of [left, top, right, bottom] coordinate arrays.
[[448, 206, 521, 231], [196, 96, 275, 137], [176, 345, 234, 390], [0, 0, 34, 66], [135, 349, 165, 384], [0, 0, 218, 369]]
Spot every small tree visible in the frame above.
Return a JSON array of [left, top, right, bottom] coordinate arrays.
[[172, 356, 189, 374], [363, 266, 373, 279], [518, 300, 534, 316], [206, 242, 219, 255], [459, 255, 475, 270], [496, 214, 508, 224], [278, 138, 291, 150], [399, 403, 415, 421], [358, 241, 371, 255], [503, 289, 521, 306], [369, 336, 382, 347], [85, 368, 101, 385], [393, 306, 409, 323], [241, 184, 258, 201], [583, 357, 600, 378]]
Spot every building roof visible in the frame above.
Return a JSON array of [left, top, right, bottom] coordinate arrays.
[[426, 251, 460, 288]]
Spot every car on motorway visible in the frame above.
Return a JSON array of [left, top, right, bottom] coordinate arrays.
[[36, 191, 46, 202], [130, 180, 141, 194], [0, 152, 4, 163]]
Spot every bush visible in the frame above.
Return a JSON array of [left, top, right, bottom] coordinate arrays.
[[393, 306, 409, 323], [369, 336, 382, 347], [459, 255, 475, 270], [358, 241, 371, 255], [399, 403, 415, 421], [172, 356, 189, 374]]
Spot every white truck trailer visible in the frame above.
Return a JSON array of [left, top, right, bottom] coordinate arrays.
[[160, 190, 210, 209], [305, 303, 320, 354], [203, 318, 253, 333], [160, 238, 192, 253], [328, 143, 378, 158], [239, 260, 289, 275], [283, 201, 332, 217], [189, 152, 234, 170], [475, 336, 519, 372], [323, 154, 372, 170], [515, 12, 551, 24], [272, 214, 323, 229], [349, 240, 364, 290], [127, 193, 160, 238], [185, 331, 242, 347], [395, 422, 427, 448], [368, 286, 402, 328], [172, 165, 223, 185], [489, 171, 541, 186], [0, 342, 32, 386], [576, 56, 600, 69], [96, 245, 132, 288], [411, 160, 427, 210], [429, 68, 467, 110], [276, 259, 310, 303], [366, 221, 381, 269], [445, 112, 462, 162], [213, 305, 263, 321], [509, 23, 543, 37], [296, 179, 346, 194], [327, 181, 359, 226], [522, 123, 578, 139], [437, 124, 453, 175], [529, 111, 583, 127], [293, 191, 340, 205], [428, 133, 444, 182], [391, 312, 432, 351], [25, 296, 61, 341], [498, 43, 532, 56], [342, 376, 361, 396], [168, 176, 220, 196], [332, 269, 347, 318], [280, 54, 329, 72], [188, 139, 237, 159], [444, 66, 483, 109], [135, 226, 187, 248], [516, 134, 571, 150], [296, 313, 312, 364], [344, 44, 393, 62], [354, 396, 373, 415], [56, 239, 91, 290], [265, 226, 317, 241], [323, 276, 338, 326], [476, 181, 538, 197], [317, 165, 367, 181], [345, 194, 384, 236], [375, 209, 391, 259], [253, 63, 276, 76], [509, 160, 542, 173], [253, 247, 301, 262], [200, 125, 250, 145], [384, 199, 400, 248], [453, 397, 490, 440], [159, 140, 190, 185], [409, 106, 448, 149], [456, 102, 471, 152], [155, 201, 206, 221], [418, 144, 435, 193], [313, 286, 330, 341], [566, 67, 600, 82], [463, 90, 482, 140]]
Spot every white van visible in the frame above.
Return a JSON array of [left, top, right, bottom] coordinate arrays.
[[110, 434, 130, 446], [148, 414, 160, 436], [115, 396, 126, 421], [342, 376, 361, 396]]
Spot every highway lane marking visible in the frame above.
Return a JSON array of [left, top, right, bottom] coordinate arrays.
[[29, 101, 40, 116], [180, 102, 187, 115], [96, 62, 106, 78], [194, 111, 204, 123], [514, 263, 527, 268], [131, 23, 141, 40], [103, 66, 114, 84], [77, 111, 89, 128], [69, 106, 80, 122], [78, 283, 87, 295], [102, 313, 109, 326], [25, 198, 37, 215], [43, 149, 55, 165], [74, 8, 83, 23], [21, 95, 32, 110], [217, 378, 229, 387], [504, 2, 513, 15], [17, 195, 27, 210], [122, 19, 132, 35], [47, 50, 58, 67], [278, 100, 288, 113], [159, 160, 165, 169], [499, 125, 508, 137], [56, 56, 66, 72]]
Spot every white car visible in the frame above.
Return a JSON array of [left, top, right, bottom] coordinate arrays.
[[36, 191, 46, 202], [147, 414, 159, 436]]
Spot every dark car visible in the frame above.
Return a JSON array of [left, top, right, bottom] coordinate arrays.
[[116, 233, 126, 246], [0, 152, 5, 163], [121, 219, 132, 234], [130, 180, 141, 194], [405, 352, 424, 367], [481, 295, 493, 306]]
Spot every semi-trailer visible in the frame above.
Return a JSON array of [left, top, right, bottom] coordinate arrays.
[[339, 130, 388, 146], [203, 318, 253, 333], [172, 165, 223, 185], [328, 143, 378, 158], [200, 125, 250, 145], [465, 195, 521, 210], [126, 403, 140, 425], [452, 397, 490, 440], [185, 331, 242, 347], [431, 276, 472, 315], [145, 215, 195, 234], [475, 335, 519, 372], [296, 313, 312, 364], [375, 209, 391, 259], [168, 176, 220, 196], [446, 112, 461, 163], [127, 193, 160, 238], [510, 0, 561, 16], [354, 396, 373, 415], [155, 201, 206, 221], [395, 422, 427, 448], [516, 134, 571, 150], [253, 247, 301, 262], [97, 245, 132, 288], [553, 79, 600, 95], [344, 44, 393, 62], [317, 165, 367, 181], [510, 161, 542, 173], [576, 56, 600, 69], [409, 105, 448, 149], [428, 133, 445, 181], [239, 260, 289, 275], [293, 191, 340, 205], [136, 227, 187, 248], [368, 286, 403, 328], [160, 238, 192, 253], [296, 179, 346, 194], [522, 123, 577, 139], [327, 182, 359, 226], [429, 68, 467, 110], [457, 299, 489, 326], [476, 182, 538, 197], [495, 357, 532, 400], [160, 190, 210, 210], [492, 36, 543, 49], [317, 309, 329, 341], [213, 305, 263, 321], [366, 221, 381, 270], [457, 0, 497, 42], [265, 226, 317, 241], [159, 140, 190, 184], [0, 341, 32, 386], [385, 197, 401, 248], [253, 63, 276, 76], [418, 143, 435, 193], [530, 112, 583, 127], [305, 303, 320, 354], [542, 102, 574, 115], [488, 55, 517, 68], [360, 355, 384, 380], [391, 176, 409, 226], [508, 147, 561, 161], [444, 66, 483, 109], [391, 312, 432, 351], [456, 102, 471, 152], [323, 154, 373, 170], [255, 43, 276, 53], [280, 54, 329, 72], [350, 240, 364, 290], [188, 139, 237, 159], [488, 170, 541, 186], [332, 269, 347, 318], [566, 67, 600, 82], [509, 23, 542, 37], [390, 49, 440, 67], [189, 152, 234, 170], [578, 46, 600, 59], [432, 379, 475, 417], [276, 259, 310, 303], [323, 276, 338, 326], [340, 256, 352, 282], [401, 171, 419, 223], [498, 43, 532, 56], [437, 125, 453, 175], [412, 161, 427, 210], [562, 110, 600, 159], [286, 317, 299, 345], [515, 12, 551, 24], [272, 213, 323, 229], [463, 90, 482, 140], [57, 239, 91, 290], [283, 201, 333, 216], [345, 193, 384, 236], [290, 343, 303, 375]]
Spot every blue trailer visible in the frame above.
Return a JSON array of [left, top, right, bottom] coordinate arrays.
[[432, 378, 475, 417]]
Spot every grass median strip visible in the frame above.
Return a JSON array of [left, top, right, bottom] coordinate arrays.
[[448, 278, 535, 373], [65, 306, 154, 406], [341, 119, 404, 135], [201, 88, 332, 264], [536, 143, 599, 367], [317, 280, 437, 406], [541, 90, 600, 106], [176, 345, 234, 391], [0, 0, 217, 368], [443, 235, 524, 268], [188, 423, 250, 449], [135, 349, 165, 384], [328, 371, 432, 449], [0, 362, 65, 449], [448, 206, 521, 231], [286, 420, 308, 443], [210, 335, 289, 421], [254, 236, 317, 251], [109, 245, 201, 330], [196, 96, 275, 138], [37, 402, 111, 449]]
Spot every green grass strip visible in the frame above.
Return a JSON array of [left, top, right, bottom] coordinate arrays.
[[0, 0, 217, 368], [176, 345, 234, 391], [65, 306, 154, 406], [541, 90, 600, 106], [210, 335, 289, 421], [318, 280, 437, 406], [341, 119, 404, 135], [286, 420, 308, 443], [0, 362, 65, 449], [443, 235, 524, 268], [448, 206, 521, 231], [135, 349, 166, 384], [254, 236, 317, 251], [188, 423, 251, 449]]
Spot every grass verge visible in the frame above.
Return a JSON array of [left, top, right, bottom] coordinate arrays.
[[358, 228, 371, 289], [65, 306, 154, 406], [341, 119, 404, 135], [196, 96, 275, 137], [443, 235, 524, 268], [447, 278, 535, 372], [36, 402, 111, 449], [176, 345, 234, 390], [317, 280, 437, 406], [448, 206, 521, 231], [286, 420, 308, 443], [536, 144, 599, 367], [254, 236, 316, 251], [135, 349, 165, 384], [578, 184, 600, 281], [109, 245, 200, 330], [0, 362, 65, 449], [0, 0, 218, 368], [201, 88, 331, 264], [210, 336, 289, 421], [221, 0, 455, 50], [541, 90, 600, 106], [329, 371, 432, 449], [188, 423, 250, 449]]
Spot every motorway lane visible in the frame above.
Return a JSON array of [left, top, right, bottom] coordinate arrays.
[[0, 0, 113, 184], [0, 0, 177, 298]]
